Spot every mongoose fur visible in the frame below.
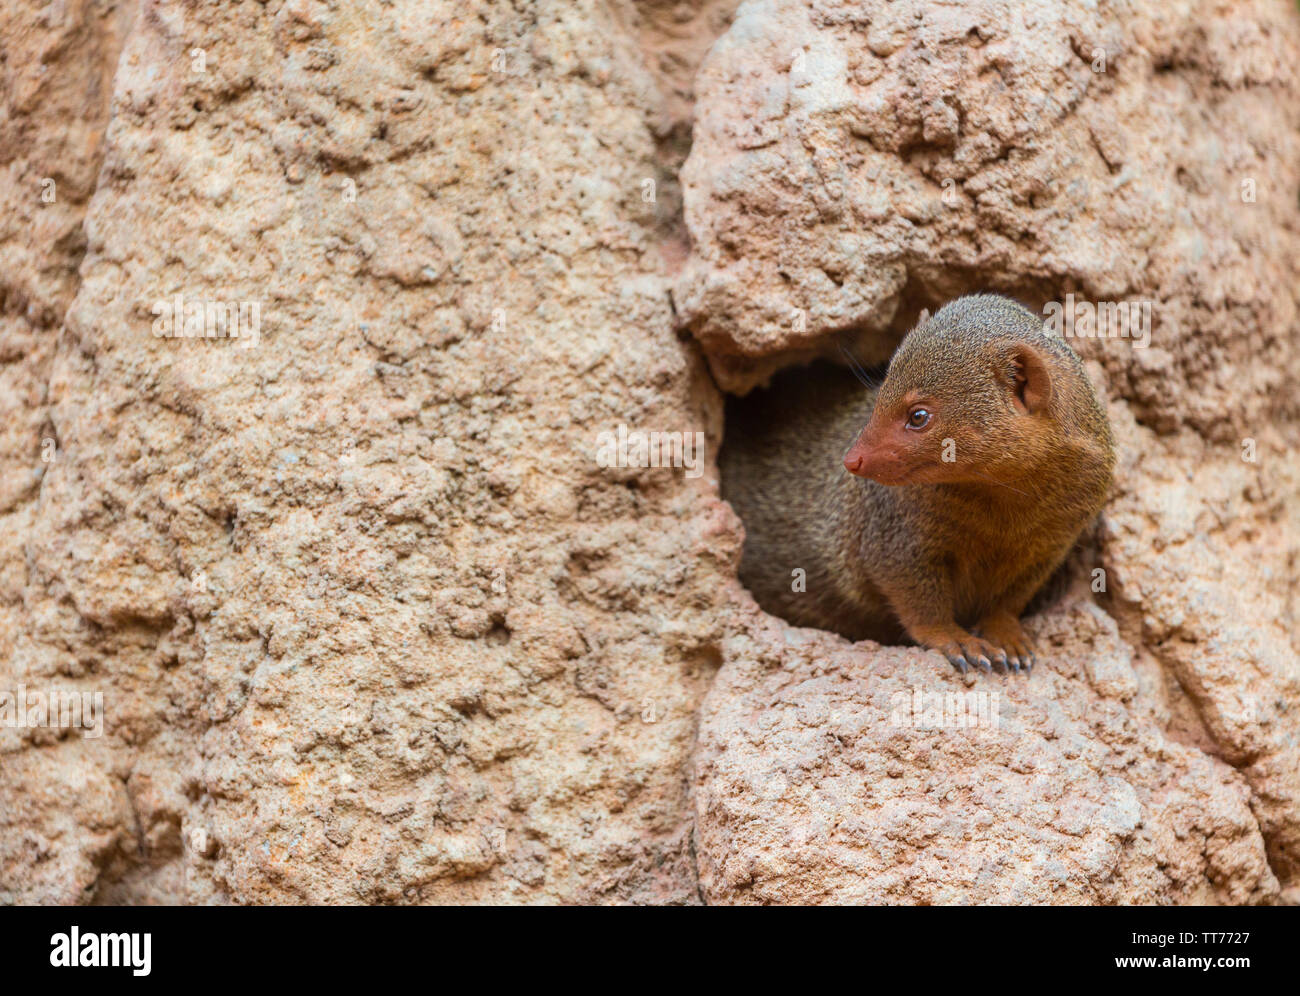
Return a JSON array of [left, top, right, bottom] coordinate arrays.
[[721, 294, 1115, 673]]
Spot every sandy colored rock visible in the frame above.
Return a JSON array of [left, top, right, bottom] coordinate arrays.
[[0, 0, 139, 904], [2, 0, 737, 905], [683, 0, 1300, 904], [694, 596, 1276, 904], [2, 0, 1297, 907]]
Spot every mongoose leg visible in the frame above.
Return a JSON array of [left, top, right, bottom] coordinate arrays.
[[975, 610, 1038, 673], [904, 620, 1008, 675], [884, 572, 1009, 674]]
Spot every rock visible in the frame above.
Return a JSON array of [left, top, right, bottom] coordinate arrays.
[[0, 0, 737, 905], [694, 608, 1277, 905], [683, 0, 1300, 903], [1, 0, 1297, 907]]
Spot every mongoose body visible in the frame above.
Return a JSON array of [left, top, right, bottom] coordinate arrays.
[[721, 294, 1114, 673]]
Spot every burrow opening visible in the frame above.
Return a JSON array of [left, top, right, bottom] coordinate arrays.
[[711, 280, 1104, 650]]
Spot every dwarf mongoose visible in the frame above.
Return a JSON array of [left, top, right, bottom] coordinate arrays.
[[721, 294, 1114, 673]]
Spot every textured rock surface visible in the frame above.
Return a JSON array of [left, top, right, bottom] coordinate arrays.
[[2, 0, 1297, 906], [0, 0, 141, 904], [685, 0, 1300, 904], [1, 0, 738, 905], [695, 596, 1277, 904], [678, 0, 1300, 419]]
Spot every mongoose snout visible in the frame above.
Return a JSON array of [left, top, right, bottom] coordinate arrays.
[[720, 293, 1115, 674]]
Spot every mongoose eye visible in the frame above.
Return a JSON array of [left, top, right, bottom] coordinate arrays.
[[906, 408, 932, 429]]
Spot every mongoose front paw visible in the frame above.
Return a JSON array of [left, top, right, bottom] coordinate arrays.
[[921, 629, 1007, 675], [975, 611, 1038, 674]]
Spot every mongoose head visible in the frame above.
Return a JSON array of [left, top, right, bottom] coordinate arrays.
[[843, 294, 1093, 488]]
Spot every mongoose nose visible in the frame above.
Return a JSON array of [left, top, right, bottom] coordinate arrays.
[[844, 453, 864, 474]]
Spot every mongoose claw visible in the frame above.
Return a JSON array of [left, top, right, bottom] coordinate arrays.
[[975, 614, 1038, 677], [932, 634, 1001, 675]]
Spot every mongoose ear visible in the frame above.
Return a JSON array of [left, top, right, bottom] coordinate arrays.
[[1009, 344, 1053, 414]]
